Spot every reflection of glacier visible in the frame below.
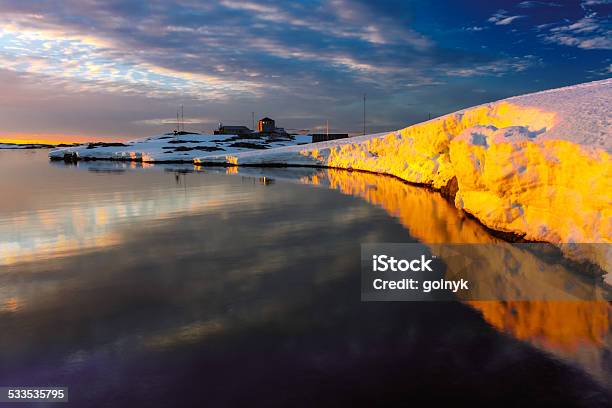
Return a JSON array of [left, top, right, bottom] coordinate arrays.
[[470, 301, 611, 390], [301, 169, 607, 298], [297, 168, 611, 389]]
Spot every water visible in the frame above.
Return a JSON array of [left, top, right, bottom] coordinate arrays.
[[0, 150, 610, 406]]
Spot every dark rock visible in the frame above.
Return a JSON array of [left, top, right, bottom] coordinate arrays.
[[164, 131, 200, 136], [171, 146, 225, 152], [195, 146, 225, 152], [440, 176, 458, 202], [167, 140, 201, 144], [62, 152, 79, 163], [228, 142, 269, 149], [86, 142, 128, 149]]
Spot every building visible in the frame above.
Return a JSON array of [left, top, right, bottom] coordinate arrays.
[[310, 133, 349, 143], [214, 123, 253, 135], [214, 117, 290, 138], [256, 117, 290, 138], [257, 117, 275, 133]]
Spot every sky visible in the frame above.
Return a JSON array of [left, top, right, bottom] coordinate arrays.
[[0, 0, 610, 142]]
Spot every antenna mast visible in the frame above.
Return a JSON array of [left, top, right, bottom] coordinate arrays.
[[363, 94, 366, 136]]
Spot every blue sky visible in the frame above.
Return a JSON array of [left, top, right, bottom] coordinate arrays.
[[0, 0, 610, 140]]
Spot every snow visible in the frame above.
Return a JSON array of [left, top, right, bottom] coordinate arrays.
[[49, 133, 313, 162]]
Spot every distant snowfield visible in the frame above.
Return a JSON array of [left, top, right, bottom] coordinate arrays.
[[0, 143, 55, 149], [49, 79, 611, 281], [49, 133, 312, 162]]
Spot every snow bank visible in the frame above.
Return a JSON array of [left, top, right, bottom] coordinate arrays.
[[49, 133, 312, 162], [196, 79, 611, 277]]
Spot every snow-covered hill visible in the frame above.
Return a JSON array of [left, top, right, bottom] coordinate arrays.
[[49, 132, 312, 162]]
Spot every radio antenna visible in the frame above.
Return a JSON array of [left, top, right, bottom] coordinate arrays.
[[363, 94, 366, 136]]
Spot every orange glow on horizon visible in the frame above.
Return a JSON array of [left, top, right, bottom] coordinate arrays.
[[0, 133, 132, 145]]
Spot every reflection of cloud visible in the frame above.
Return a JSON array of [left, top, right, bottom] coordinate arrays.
[[0, 178, 240, 266], [145, 319, 225, 349], [1, 297, 20, 313]]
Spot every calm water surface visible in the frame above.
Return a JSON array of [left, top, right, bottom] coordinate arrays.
[[0, 150, 610, 406]]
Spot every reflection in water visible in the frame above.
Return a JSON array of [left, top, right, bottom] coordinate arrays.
[[298, 168, 611, 389], [469, 301, 610, 349], [0, 151, 610, 404], [302, 168, 499, 243], [0, 168, 248, 265]]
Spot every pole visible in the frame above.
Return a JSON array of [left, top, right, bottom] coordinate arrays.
[[181, 105, 184, 131], [326, 119, 329, 137], [252, 112, 255, 131], [363, 94, 366, 136]]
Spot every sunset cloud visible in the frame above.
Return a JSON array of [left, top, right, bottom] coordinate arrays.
[[0, 1, 607, 140]]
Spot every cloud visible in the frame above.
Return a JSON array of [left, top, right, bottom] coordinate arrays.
[[133, 117, 219, 126], [543, 14, 612, 50], [518, 1, 562, 8], [0, 26, 267, 99], [0, 0, 443, 101], [581, 0, 611, 6], [586, 62, 612, 76], [464, 26, 487, 32], [488, 10, 526, 26], [0, 0, 599, 139], [442, 55, 543, 78]]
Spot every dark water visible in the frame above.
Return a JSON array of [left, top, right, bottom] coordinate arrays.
[[0, 150, 610, 407]]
